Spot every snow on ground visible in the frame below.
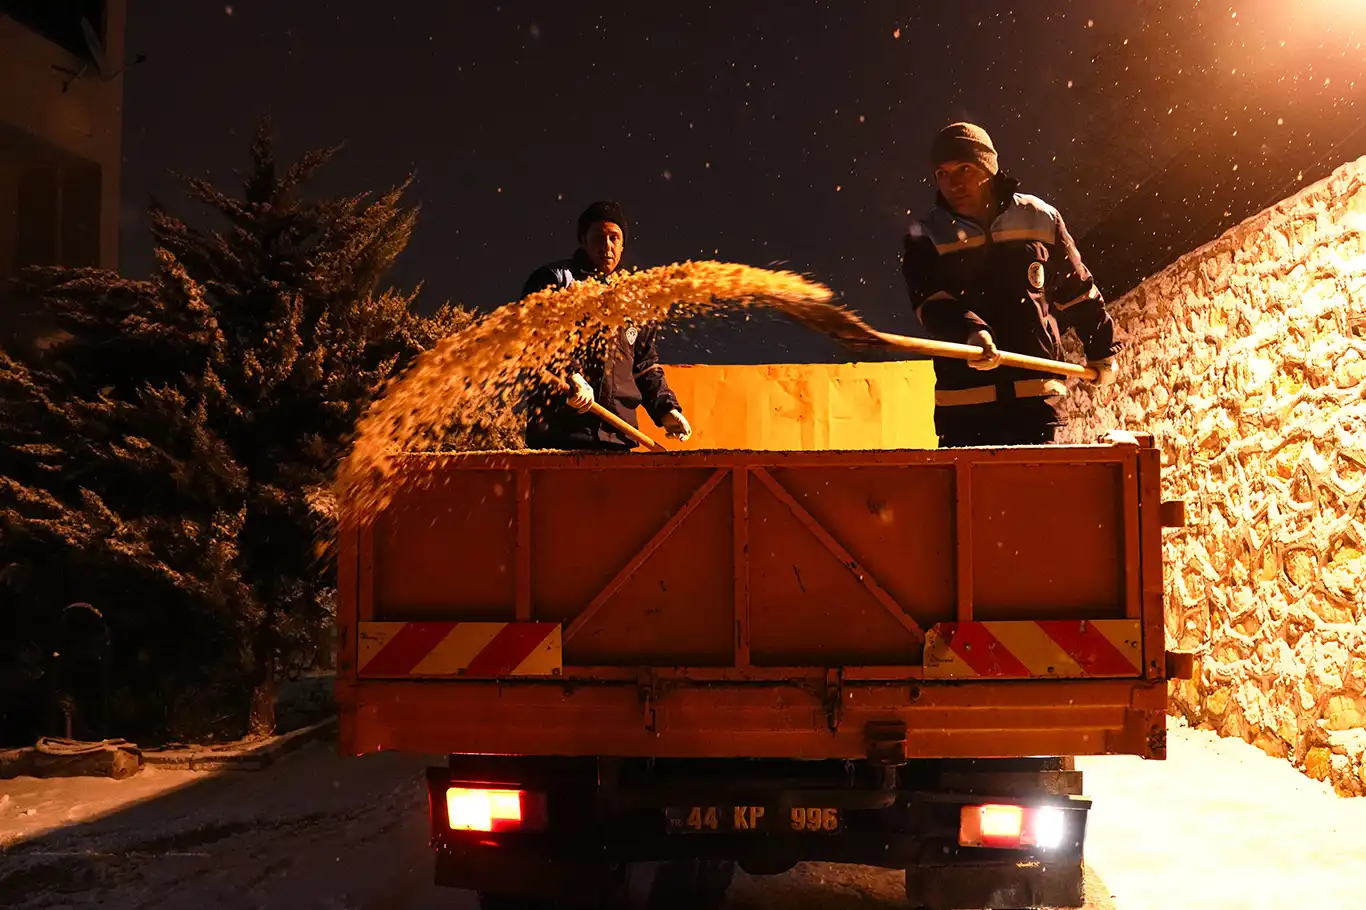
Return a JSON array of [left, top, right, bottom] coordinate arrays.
[[0, 765, 206, 848], [1078, 717, 1366, 910], [0, 716, 1362, 909]]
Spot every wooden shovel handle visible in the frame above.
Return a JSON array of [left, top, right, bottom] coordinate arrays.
[[541, 370, 666, 451], [586, 401, 666, 451], [864, 331, 1099, 381]]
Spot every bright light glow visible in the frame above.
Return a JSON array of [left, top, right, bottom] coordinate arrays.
[[1033, 806, 1067, 849], [446, 787, 523, 832], [961, 803, 1072, 850], [979, 804, 1024, 840], [1308, 0, 1366, 22]]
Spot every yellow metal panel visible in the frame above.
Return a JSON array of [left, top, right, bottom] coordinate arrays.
[[637, 361, 938, 451]]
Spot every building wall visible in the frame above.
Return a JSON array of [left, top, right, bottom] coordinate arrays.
[[1059, 157, 1366, 796], [0, 1, 126, 279]]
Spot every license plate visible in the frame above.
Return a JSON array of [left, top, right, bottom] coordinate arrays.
[[665, 805, 842, 834]]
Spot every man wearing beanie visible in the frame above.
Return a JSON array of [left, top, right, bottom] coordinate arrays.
[[521, 200, 692, 450], [902, 122, 1120, 447]]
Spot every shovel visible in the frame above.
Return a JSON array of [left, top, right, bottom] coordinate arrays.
[[781, 302, 1100, 381], [541, 370, 666, 451]]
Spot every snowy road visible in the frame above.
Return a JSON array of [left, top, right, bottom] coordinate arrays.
[[2, 719, 1364, 910]]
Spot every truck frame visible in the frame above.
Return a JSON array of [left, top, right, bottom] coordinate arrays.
[[336, 434, 1189, 909]]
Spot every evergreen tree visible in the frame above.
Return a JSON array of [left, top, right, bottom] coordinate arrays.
[[0, 121, 516, 744]]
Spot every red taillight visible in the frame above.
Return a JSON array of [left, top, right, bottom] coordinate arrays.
[[446, 787, 526, 832], [978, 804, 1024, 843], [960, 804, 1069, 850]]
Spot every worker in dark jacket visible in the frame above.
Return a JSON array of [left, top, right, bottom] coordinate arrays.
[[522, 200, 692, 451], [902, 123, 1120, 448]]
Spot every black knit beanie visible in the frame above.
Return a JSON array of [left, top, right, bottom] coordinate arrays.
[[930, 123, 1000, 175], [577, 200, 628, 243]]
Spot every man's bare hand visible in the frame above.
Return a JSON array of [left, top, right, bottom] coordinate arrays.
[[966, 329, 1003, 370], [567, 373, 595, 412]]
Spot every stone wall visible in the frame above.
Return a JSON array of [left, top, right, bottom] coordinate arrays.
[[1059, 157, 1366, 795]]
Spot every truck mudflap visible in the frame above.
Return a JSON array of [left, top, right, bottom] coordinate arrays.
[[426, 762, 1091, 909], [904, 858, 1085, 910]]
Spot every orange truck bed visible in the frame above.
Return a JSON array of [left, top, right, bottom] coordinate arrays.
[[336, 435, 1182, 764]]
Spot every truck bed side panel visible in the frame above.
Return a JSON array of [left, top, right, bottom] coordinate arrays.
[[363, 450, 1135, 668]]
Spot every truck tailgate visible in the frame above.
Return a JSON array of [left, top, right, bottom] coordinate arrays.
[[337, 440, 1174, 761]]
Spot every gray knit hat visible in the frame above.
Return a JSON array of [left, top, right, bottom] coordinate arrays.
[[930, 122, 999, 175]]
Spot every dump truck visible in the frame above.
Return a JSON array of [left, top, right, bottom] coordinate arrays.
[[335, 433, 1190, 909]]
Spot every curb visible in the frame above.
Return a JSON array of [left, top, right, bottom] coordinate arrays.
[[140, 715, 338, 772]]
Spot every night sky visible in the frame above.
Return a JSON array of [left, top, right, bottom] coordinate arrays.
[[118, 1, 1365, 364]]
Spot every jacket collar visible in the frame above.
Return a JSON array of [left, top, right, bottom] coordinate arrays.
[[572, 246, 625, 281], [933, 172, 1022, 223]]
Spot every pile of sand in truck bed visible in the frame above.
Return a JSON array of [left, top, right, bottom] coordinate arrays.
[[333, 260, 887, 524]]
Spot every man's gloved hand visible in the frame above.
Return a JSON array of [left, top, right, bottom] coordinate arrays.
[[567, 373, 595, 412], [1088, 356, 1117, 387], [965, 329, 1003, 371], [662, 409, 692, 442]]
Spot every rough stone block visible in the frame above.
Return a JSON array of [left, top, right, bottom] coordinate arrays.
[[1323, 695, 1366, 732], [1305, 746, 1333, 782]]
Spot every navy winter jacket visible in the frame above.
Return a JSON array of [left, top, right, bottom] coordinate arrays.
[[521, 250, 682, 450]]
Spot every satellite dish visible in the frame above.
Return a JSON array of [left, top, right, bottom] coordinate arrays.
[[51, 18, 147, 92]]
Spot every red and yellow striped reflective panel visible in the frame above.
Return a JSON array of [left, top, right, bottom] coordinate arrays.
[[923, 620, 1143, 679], [357, 622, 562, 678]]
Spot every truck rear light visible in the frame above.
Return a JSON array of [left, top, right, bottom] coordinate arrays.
[[959, 803, 1069, 850], [978, 804, 1024, 842], [1032, 806, 1066, 849], [446, 787, 546, 833]]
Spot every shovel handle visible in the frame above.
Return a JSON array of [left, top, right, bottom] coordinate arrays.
[[866, 331, 1099, 381], [587, 401, 666, 451], [541, 370, 666, 451]]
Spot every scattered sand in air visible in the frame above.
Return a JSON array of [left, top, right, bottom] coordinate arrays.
[[333, 260, 881, 525]]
